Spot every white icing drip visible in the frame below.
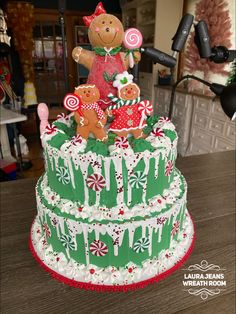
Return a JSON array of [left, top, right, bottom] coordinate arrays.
[[147, 225, 153, 256], [126, 155, 141, 206], [66, 248, 70, 259], [65, 155, 75, 189], [113, 244, 119, 256], [158, 224, 163, 243], [79, 159, 89, 205], [113, 156, 124, 205], [82, 224, 90, 265], [142, 156, 150, 203], [59, 219, 65, 234], [55, 222, 60, 237], [128, 226, 135, 248], [154, 155, 160, 179], [104, 158, 111, 191], [142, 225, 146, 238], [95, 229, 100, 240]]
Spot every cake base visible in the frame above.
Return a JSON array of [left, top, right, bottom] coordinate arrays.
[[29, 213, 195, 292]]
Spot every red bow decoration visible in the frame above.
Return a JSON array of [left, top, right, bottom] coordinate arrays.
[[83, 2, 106, 27]]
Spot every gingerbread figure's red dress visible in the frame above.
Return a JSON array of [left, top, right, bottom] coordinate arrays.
[[72, 2, 141, 109]]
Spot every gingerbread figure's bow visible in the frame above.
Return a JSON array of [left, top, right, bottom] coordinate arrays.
[[83, 2, 106, 27]]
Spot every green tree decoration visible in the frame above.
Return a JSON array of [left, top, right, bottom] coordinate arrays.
[[182, 0, 232, 82]]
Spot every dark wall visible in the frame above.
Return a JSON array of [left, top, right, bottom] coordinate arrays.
[[0, 0, 121, 13]]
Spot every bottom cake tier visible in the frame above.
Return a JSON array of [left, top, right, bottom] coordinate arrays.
[[30, 171, 195, 291], [30, 213, 194, 290]]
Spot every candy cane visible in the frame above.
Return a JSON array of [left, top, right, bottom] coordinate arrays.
[[138, 100, 153, 127]]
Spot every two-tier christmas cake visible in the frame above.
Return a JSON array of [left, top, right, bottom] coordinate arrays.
[[29, 2, 195, 291]]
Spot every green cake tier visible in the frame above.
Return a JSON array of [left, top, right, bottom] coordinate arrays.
[[35, 169, 187, 269], [42, 114, 178, 209]]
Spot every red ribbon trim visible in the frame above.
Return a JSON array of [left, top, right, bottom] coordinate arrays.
[[83, 2, 106, 27]]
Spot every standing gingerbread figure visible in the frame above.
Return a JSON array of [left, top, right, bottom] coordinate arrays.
[[72, 2, 141, 109], [64, 84, 108, 141], [107, 71, 153, 139]]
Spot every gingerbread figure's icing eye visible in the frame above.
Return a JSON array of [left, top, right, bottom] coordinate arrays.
[[83, 91, 86, 94], [110, 21, 112, 24], [102, 21, 105, 24]]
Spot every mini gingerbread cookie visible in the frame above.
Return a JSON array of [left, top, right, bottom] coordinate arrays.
[[72, 2, 141, 109], [107, 71, 153, 139], [64, 84, 108, 141]]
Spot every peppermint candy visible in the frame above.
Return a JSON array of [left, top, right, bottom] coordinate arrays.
[[45, 124, 57, 135], [42, 223, 51, 238], [63, 93, 81, 112], [130, 171, 147, 189], [115, 136, 129, 149], [159, 117, 170, 123], [133, 237, 150, 253], [71, 134, 83, 146], [86, 173, 106, 191], [60, 234, 76, 250], [152, 127, 164, 137], [90, 240, 108, 257], [165, 161, 173, 176], [171, 221, 180, 236], [57, 112, 68, 120], [56, 167, 71, 184], [138, 100, 153, 117]]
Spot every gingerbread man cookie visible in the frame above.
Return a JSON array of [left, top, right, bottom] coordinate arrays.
[[107, 72, 153, 139], [64, 84, 108, 141], [72, 2, 141, 109]]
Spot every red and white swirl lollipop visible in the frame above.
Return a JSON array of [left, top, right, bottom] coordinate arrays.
[[123, 28, 143, 68], [63, 93, 82, 112]]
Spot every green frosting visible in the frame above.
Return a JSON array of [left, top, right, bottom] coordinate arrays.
[[48, 133, 70, 149], [85, 139, 109, 156], [132, 138, 155, 153]]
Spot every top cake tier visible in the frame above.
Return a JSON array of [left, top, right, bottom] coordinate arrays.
[[41, 114, 178, 210]]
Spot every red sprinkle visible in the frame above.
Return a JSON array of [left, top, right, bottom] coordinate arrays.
[[119, 210, 124, 215], [77, 207, 83, 212], [90, 268, 95, 274], [56, 257, 60, 262], [157, 199, 162, 204], [128, 267, 133, 273]]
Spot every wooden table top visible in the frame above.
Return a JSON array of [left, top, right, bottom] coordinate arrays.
[[1, 151, 235, 314]]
